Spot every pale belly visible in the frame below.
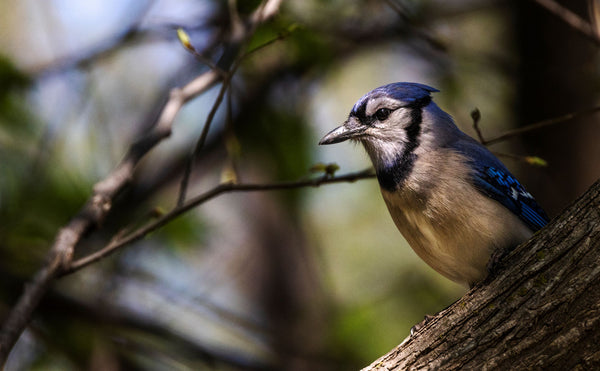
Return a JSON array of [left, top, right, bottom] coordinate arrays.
[[381, 188, 532, 286]]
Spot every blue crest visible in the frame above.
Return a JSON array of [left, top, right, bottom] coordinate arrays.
[[352, 82, 439, 114]]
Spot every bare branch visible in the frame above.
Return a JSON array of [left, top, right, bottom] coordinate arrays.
[[252, 0, 283, 23], [223, 82, 241, 183], [471, 108, 486, 144], [532, 0, 600, 46], [64, 169, 375, 275], [176, 0, 282, 205], [483, 104, 600, 145], [0, 0, 283, 364], [177, 72, 234, 206], [0, 68, 221, 366]]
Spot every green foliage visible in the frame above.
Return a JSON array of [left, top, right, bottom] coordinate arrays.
[[525, 156, 548, 167], [236, 0, 264, 16], [330, 302, 404, 366], [237, 105, 313, 209], [0, 54, 30, 94], [246, 18, 335, 71], [310, 162, 340, 177], [0, 55, 96, 279], [0, 55, 36, 150], [0, 1, 565, 369], [155, 212, 208, 253], [327, 269, 462, 366]]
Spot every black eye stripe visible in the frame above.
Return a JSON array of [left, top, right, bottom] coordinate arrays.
[[376, 104, 424, 191], [351, 95, 432, 125], [352, 101, 369, 124]]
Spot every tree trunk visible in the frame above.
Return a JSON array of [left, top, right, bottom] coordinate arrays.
[[363, 177, 600, 370]]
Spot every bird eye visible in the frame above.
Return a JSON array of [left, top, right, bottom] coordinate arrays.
[[375, 108, 391, 121]]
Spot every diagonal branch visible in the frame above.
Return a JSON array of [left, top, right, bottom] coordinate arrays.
[[532, 0, 600, 46], [472, 104, 600, 146], [363, 178, 600, 370], [64, 169, 375, 275], [176, 71, 235, 206], [0, 0, 282, 364], [0, 66, 220, 368], [177, 0, 285, 205]]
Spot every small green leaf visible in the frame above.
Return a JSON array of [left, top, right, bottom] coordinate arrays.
[[310, 162, 339, 177], [309, 163, 327, 173], [286, 23, 302, 33], [225, 135, 241, 159], [220, 163, 238, 184], [149, 206, 166, 218], [525, 156, 548, 167], [177, 28, 194, 51]]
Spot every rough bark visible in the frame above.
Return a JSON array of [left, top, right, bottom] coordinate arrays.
[[363, 178, 600, 370]]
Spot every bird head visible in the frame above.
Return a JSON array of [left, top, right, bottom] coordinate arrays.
[[319, 82, 443, 171]]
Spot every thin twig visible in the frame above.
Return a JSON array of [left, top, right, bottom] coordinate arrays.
[[471, 108, 486, 144], [223, 81, 241, 183], [177, 72, 234, 206], [177, 0, 247, 206], [532, 0, 600, 46], [589, 0, 600, 37], [243, 29, 293, 58], [177, 1, 292, 205], [492, 151, 548, 167], [64, 169, 375, 275], [185, 43, 226, 75], [382, 0, 412, 22], [484, 104, 600, 145]]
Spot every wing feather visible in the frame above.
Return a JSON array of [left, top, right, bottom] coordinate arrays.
[[471, 166, 549, 231]]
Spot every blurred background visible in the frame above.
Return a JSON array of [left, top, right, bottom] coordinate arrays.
[[0, 0, 598, 370]]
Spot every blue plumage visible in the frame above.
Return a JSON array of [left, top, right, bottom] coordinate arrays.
[[319, 82, 549, 286], [472, 166, 549, 231], [352, 83, 439, 113]]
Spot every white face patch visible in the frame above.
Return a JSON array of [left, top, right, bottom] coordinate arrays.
[[361, 130, 408, 169], [365, 97, 403, 117], [357, 97, 416, 169]]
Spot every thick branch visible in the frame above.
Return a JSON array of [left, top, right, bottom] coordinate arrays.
[[363, 178, 600, 370], [0, 69, 220, 365]]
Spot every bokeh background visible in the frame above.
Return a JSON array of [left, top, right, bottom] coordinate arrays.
[[0, 0, 598, 370]]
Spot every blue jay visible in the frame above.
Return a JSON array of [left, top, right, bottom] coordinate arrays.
[[319, 82, 548, 287]]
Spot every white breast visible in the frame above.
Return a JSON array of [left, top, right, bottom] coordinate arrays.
[[380, 150, 532, 286]]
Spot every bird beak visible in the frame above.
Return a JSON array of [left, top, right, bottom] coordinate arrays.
[[318, 117, 365, 145]]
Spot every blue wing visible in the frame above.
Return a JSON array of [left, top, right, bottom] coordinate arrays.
[[471, 166, 549, 231]]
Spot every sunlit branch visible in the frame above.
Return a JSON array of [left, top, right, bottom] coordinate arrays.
[[65, 169, 375, 274], [0, 0, 283, 364]]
